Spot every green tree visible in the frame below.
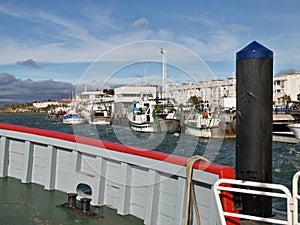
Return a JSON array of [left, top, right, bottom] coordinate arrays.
[[188, 96, 202, 110]]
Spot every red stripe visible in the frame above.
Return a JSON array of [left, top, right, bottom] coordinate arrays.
[[0, 122, 234, 175], [0, 122, 238, 224]]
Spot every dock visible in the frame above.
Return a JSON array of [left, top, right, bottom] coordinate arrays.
[[273, 131, 299, 144], [272, 114, 299, 144]]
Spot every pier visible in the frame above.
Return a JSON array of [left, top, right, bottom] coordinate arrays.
[[273, 113, 299, 144]]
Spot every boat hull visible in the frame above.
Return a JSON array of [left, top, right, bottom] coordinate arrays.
[[128, 121, 155, 132], [185, 124, 211, 138], [288, 123, 300, 139], [128, 119, 180, 133], [63, 118, 87, 125], [184, 115, 221, 138], [211, 121, 236, 139], [63, 114, 88, 125], [89, 117, 111, 125]]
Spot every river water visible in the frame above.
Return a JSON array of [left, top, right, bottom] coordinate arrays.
[[1, 113, 300, 213]]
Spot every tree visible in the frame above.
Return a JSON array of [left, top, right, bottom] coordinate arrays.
[[188, 96, 202, 110], [104, 89, 114, 95], [282, 94, 291, 105]]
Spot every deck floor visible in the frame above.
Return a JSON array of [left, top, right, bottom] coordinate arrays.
[[0, 177, 144, 225]]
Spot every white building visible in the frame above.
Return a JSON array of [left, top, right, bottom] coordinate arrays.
[[76, 90, 113, 103], [114, 86, 158, 114], [273, 72, 300, 107], [33, 101, 62, 108], [74, 72, 300, 115], [166, 78, 236, 110]]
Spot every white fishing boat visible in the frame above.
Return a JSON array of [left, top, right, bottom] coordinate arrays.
[[211, 112, 236, 139], [184, 111, 221, 138], [63, 112, 88, 125], [128, 48, 181, 133], [128, 98, 181, 133], [89, 99, 113, 125], [287, 123, 300, 139]]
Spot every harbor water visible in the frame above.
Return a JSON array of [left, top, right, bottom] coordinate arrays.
[[0, 113, 300, 220]]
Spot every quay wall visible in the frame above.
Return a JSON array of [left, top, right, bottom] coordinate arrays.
[[0, 123, 236, 225]]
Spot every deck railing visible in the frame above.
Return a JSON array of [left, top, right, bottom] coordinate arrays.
[[0, 122, 237, 225], [213, 177, 298, 225]]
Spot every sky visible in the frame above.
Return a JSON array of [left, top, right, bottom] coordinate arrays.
[[0, 0, 300, 103]]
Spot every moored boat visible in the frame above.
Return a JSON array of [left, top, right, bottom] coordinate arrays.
[[287, 123, 300, 139], [211, 112, 236, 139], [89, 99, 113, 125], [63, 113, 88, 125], [184, 111, 221, 138], [128, 98, 181, 133], [47, 107, 68, 120]]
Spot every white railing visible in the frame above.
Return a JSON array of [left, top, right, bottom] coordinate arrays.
[[293, 171, 300, 225], [213, 178, 294, 225]]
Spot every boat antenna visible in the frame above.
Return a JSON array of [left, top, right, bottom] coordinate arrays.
[[161, 48, 167, 99]]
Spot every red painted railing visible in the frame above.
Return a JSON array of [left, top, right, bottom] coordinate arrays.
[[0, 122, 239, 225]]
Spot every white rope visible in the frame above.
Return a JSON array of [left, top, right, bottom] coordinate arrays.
[[184, 155, 210, 225]]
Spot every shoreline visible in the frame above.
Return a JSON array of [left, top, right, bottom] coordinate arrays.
[[0, 111, 47, 114]]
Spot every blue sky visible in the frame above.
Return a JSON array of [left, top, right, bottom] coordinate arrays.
[[0, 0, 300, 88]]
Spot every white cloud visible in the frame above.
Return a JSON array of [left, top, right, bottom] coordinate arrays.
[[132, 18, 149, 29], [0, 1, 299, 77]]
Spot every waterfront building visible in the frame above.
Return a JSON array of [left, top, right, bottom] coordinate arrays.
[[73, 72, 300, 115], [33, 99, 71, 109], [76, 90, 113, 104], [273, 72, 300, 107], [113, 86, 158, 115], [33, 101, 61, 108], [166, 78, 236, 111]]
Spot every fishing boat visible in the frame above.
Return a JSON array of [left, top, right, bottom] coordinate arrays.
[[47, 106, 69, 120], [287, 123, 300, 139], [128, 98, 181, 133], [63, 112, 88, 125], [210, 112, 236, 139], [89, 99, 113, 125], [184, 110, 236, 139], [184, 111, 221, 138], [127, 48, 181, 134]]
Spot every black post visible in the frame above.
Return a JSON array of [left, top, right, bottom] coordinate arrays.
[[236, 41, 273, 217], [67, 193, 78, 208], [81, 197, 92, 214]]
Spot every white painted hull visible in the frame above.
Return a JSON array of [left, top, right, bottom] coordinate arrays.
[[288, 123, 300, 139], [185, 125, 211, 138], [63, 118, 87, 125], [128, 120, 155, 132], [89, 117, 111, 125], [63, 113, 88, 125], [90, 120, 111, 125], [128, 119, 181, 133]]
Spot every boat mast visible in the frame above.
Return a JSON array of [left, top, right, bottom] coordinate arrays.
[[160, 48, 167, 98]]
